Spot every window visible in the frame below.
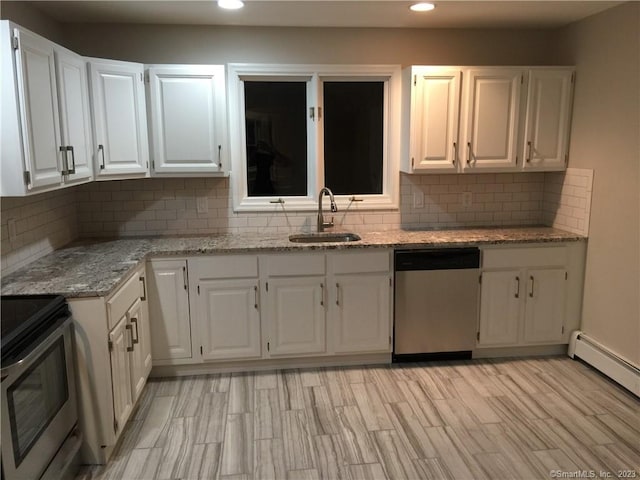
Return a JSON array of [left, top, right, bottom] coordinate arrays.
[[228, 64, 400, 211]]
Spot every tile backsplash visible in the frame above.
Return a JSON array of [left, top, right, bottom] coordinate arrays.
[[75, 172, 546, 237], [543, 168, 594, 236], [1, 188, 78, 274], [0, 170, 592, 274]]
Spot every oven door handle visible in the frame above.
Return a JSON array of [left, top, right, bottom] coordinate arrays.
[[0, 316, 72, 378]]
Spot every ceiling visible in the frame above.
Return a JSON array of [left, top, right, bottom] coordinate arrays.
[[27, 0, 621, 29]]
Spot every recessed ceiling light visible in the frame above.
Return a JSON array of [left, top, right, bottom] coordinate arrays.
[[410, 2, 435, 12], [218, 0, 244, 10]]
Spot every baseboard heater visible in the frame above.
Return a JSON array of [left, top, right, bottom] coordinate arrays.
[[568, 331, 640, 397]]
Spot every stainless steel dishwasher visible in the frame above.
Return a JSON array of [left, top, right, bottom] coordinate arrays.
[[393, 248, 480, 361]]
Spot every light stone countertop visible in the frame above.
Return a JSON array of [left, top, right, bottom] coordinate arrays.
[[1, 227, 585, 298]]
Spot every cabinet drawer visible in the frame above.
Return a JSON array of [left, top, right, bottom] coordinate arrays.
[[195, 255, 258, 279], [482, 246, 567, 269], [107, 270, 142, 330], [330, 250, 390, 274], [262, 253, 325, 276]]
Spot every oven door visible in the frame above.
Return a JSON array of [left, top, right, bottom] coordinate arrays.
[[1, 316, 78, 480]]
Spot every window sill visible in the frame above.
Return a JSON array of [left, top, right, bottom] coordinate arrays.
[[233, 194, 398, 213]]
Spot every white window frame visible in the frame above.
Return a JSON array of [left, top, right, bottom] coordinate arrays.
[[227, 64, 401, 212]]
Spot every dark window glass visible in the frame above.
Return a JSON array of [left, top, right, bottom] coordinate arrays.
[[244, 82, 307, 197], [323, 81, 384, 195]]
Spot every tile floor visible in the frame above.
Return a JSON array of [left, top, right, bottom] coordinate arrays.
[[76, 356, 640, 479]]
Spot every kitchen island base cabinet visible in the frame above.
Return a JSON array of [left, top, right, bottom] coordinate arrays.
[[148, 259, 193, 364], [70, 264, 150, 464]]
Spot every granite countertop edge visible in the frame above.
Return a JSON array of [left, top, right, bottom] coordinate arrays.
[[1, 227, 586, 299]]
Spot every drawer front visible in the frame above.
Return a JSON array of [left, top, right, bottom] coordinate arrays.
[[482, 245, 567, 269], [262, 253, 325, 276], [195, 255, 258, 279], [330, 250, 391, 274], [107, 269, 143, 330]]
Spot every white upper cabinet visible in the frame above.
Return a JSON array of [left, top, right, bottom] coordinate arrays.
[[406, 67, 461, 173], [54, 46, 94, 185], [1, 22, 94, 196], [461, 68, 524, 172], [88, 58, 149, 178], [147, 65, 228, 175], [522, 68, 574, 171]]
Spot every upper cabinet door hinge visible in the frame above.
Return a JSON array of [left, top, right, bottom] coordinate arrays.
[[12, 35, 19, 50], [23, 171, 31, 185]]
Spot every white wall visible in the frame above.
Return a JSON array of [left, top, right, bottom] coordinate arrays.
[[558, 2, 640, 367]]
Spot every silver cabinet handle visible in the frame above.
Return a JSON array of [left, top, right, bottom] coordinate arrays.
[[254, 285, 258, 310], [320, 283, 324, 306], [466, 142, 472, 166], [68, 145, 76, 174], [59, 146, 69, 175], [529, 275, 535, 298], [139, 276, 147, 301], [98, 144, 105, 170], [126, 324, 134, 352], [218, 145, 222, 169], [515, 276, 520, 298], [452, 142, 457, 165], [182, 266, 187, 290], [336, 283, 340, 306], [131, 317, 139, 344], [526, 141, 532, 163]]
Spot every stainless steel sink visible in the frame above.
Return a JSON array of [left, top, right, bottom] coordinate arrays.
[[289, 232, 361, 243]]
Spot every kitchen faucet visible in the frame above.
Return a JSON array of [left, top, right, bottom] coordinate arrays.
[[317, 187, 338, 232]]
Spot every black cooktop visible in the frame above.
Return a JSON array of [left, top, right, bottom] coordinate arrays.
[[1, 295, 70, 366]]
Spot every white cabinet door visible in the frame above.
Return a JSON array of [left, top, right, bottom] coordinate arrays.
[[148, 65, 227, 174], [478, 270, 521, 346], [332, 274, 391, 353], [13, 27, 62, 190], [54, 47, 93, 184], [410, 67, 461, 172], [523, 268, 567, 344], [148, 260, 192, 361], [462, 68, 523, 172], [266, 277, 326, 356], [109, 315, 133, 436], [89, 58, 149, 177], [198, 279, 261, 360], [127, 297, 151, 402], [522, 69, 574, 171]]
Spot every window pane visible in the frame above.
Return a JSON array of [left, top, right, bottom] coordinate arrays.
[[323, 82, 384, 195], [244, 82, 307, 197]]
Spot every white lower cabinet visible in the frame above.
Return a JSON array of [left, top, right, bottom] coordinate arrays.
[[128, 297, 152, 401], [191, 255, 261, 361], [477, 245, 578, 348], [71, 264, 151, 464], [331, 273, 391, 353], [266, 276, 326, 356], [198, 278, 261, 360], [108, 315, 133, 435], [147, 259, 192, 363]]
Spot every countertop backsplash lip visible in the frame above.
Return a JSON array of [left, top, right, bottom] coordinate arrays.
[[0, 226, 586, 299]]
